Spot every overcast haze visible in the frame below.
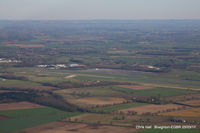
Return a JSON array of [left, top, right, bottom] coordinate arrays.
[[0, 0, 200, 20]]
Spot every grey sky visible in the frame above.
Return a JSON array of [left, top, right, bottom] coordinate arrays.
[[0, 0, 200, 20]]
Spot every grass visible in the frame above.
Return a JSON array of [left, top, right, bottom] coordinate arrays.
[[0, 107, 81, 133], [91, 102, 147, 113], [27, 75, 67, 84], [110, 86, 195, 97], [0, 79, 40, 86], [132, 88, 194, 97]]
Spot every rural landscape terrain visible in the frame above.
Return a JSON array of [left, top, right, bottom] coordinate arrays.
[[0, 20, 200, 133]]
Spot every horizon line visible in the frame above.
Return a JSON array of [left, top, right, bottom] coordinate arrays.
[[0, 18, 200, 21]]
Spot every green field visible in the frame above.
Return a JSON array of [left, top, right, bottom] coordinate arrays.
[[0, 79, 40, 86], [91, 102, 147, 113], [27, 75, 67, 84], [110, 86, 195, 97], [0, 107, 81, 133]]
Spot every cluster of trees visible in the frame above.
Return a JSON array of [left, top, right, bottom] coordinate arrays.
[[43, 81, 130, 89], [71, 91, 91, 97], [0, 89, 39, 103], [0, 88, 84, 112], [0, 73, 28, 81], [133, 95, 162, 104]]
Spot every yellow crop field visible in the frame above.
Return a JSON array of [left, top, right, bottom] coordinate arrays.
[[160, 108, 200, 117]]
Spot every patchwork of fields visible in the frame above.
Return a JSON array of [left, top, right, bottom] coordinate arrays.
[[0, 67, 200, 133], [1, 20, 200, 133]]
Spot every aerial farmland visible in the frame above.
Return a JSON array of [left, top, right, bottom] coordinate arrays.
[[0, 20, 200, 133]]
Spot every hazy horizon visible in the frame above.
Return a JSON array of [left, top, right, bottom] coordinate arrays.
[[0, 0, 200, 20]]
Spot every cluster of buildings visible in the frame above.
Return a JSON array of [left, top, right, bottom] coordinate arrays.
[[0, 58, 21, 63], [37, 63, 84, 69]]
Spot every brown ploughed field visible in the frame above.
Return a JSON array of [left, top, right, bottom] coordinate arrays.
[[0, 102, 44, 110], [20, 121, 137, 133], [178, 100, 200, 107], [119, 104, 185, 114], [0, 115, 9, 120], [68, 97, 126, 107], [7, 44, 44, 48]]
